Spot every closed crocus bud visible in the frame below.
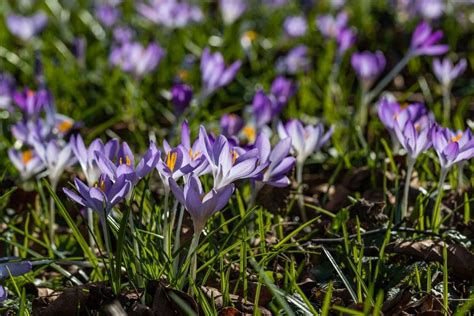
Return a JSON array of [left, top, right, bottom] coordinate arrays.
[[283, 15, 307, 38], [337, 27, 356, 55], [270, 76, 296, 115], [171, 83, 193, 115], [6, 12, 47, 41], [220, 0, 247, 25], [220, 114, 244, 138], [351, 50, 386, 89], [409, 21, 448, 56], [252, 90, 274, 128], [95, 4, 120, 27]]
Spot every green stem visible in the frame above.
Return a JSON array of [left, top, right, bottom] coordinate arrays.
[[296, 162, 308, 222], [457, 162, 464, 189], [432, 169, 448, 233], [399, 158, 415, 223], [129, 210, 143, 288], [100, 211, 117, 295], [356, 88, 370, 128], [49, 180, 58, 250], [87, 208, 95, 251], [365, 53, 412, 105], [162, 193, 170, 258], [187, 232, 201, 295], [442, 85, 452, 126]]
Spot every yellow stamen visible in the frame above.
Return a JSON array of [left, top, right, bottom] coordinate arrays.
[[451, 133, 462, 143], [125, 155, 131, 166], [99, 179, 106, 192], [232, 150, 239, 165], [22, 150, 33, 164], [26, 89, 35, 98], [57, 120, 73, 133], [188, 148, 200, 161], [243, 30, 257, 41], [242, 126, 256, 143], [166, 152, 178, 171]]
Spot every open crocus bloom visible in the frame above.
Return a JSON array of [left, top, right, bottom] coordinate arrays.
[[392, 110, 432, 160], [8, 148, 45, 180], [6, 12, 47, 41], [377, 98, 432, 132], [169, 175, 234, 234], [431, 126, 474, 171]]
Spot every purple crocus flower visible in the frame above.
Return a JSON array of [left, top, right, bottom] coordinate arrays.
[[221, 114, 244, 138], [64, 174, 132, 215], [0, 73, 15, 110], [8, 148, 45, 180], [113, 26, 134, 43], [277, 120, 333, 165], [171, 83, 193, 115], [200, 47, 242, 97], [6, 12, 47, 41], [270, 76, 296, 115], [0, 258, 32, 302], [377, 98, 432, 133], [316, 12, 348, 39], [137, 0, 203, 28], [432, 58, 467, 88], [220, 0, 247, 25], [351, 51, 386, 89], [252, 90, 274, 128], [277, 45, 311, 74], [199, 126, 266, 189], [11, 119, 50, 147], [178, 121, 210, 177], [337, 27, 356, 55], [70, 135, 108, 186], [95, 4, 121, 27], [416, 0, 444, 20], [110, 42, 165, 78], [283, 16, 308, 38], [169, 174, 234, 234], [431, 126, 474, 171], [254, 133, 295, 188], [13, 88, 51, 118], [409, 21, 449, 56], [156, 143, 185, 194], [392, 110, 433, 160]]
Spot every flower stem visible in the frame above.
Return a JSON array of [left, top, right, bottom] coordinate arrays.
[[162, 193, 170, 258], [172, 204, 185, 277], [356, 88, 370, 128], [432, 169, 448, 233], [457, 162, 465, 189], [442, 85, 452, 126], [100, 211, 117, 295], [87, 208, 95, 251], [399, 158, 415, 223], [49, 180, 58, 250], [296, 162, 308, 222], [187, 232, 201, 295]]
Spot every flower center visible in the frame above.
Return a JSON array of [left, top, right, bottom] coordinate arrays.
[[119, 156, 132, 166], [242, 126, 256, 143], [232, 150, 239, 165], [22, 150, 33, 164], [57, 120, 73, 133], [26, 89, 35, 98], [166, 152, 177, 171], [188, 148, 200, 161], [451, 133, 462, 143]]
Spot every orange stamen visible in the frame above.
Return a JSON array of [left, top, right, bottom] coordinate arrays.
[[22, 150, 33, 164], [451, 133, 462, 143], [166, 152, 177, 171], [57, 120, 73, 133]]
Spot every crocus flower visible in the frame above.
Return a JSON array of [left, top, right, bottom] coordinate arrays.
[[178, 121, 210, 177], [13, 88, 51, 119], [351, 51, 386, 89], [277, 45, 311, 74], [277, 120, 333, 165], [377, 98, 432, 133], [64, 174, 132, 215], [431, 126, 474, 171], [283, 16, 308, 38], [169, 175, 234, 234], [409, 21, 448, 56], [110, 42, 165, 78], [432, 58, 467, 88], [113, 26, 133, 43], [392, 110, 433, 160], [137, 0, 203, 28], [6, 12, 47, 41], [0, 258, 32, 302], [270, 76, 296, 115], [156, 144, 185, 194], [11, 120, 50, 146], [416, 0, 444, 20], [32, 139, 77, 188], [70, 135, 107, 186], [171, 83, 193, 115], [220, 0, 247, 25], [221, 114, 244, 138], [200, 47, 242, 97], [316, 12, 348, 39], [254, 133, 295, 188], [8, 148, 45, 180], [199, 126, 266, 189], [95, 4, 121, 27], [0, 73, 15, 110], [252, 90, 274, 128], [336, 28, 356, 55]]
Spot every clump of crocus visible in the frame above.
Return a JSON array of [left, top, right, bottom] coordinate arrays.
[[171, 83, 193, 116], [432, 57, 467, 124], [200, 48, 242, 98], [283, 15, 308, 38], [137, 0, 203, 28], [110, 42, 165, 79], [0, 258, 32, 302], [219, 0, 247, 25], [6, 12, 47, 41], [351, 51, 386, 90]]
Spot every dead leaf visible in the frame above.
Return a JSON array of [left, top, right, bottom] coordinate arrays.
[[202, 286, 271, 316], [148, 280, 201, 316]]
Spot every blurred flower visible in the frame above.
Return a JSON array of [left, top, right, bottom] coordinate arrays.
[[283, 16, 307, 38], [200, 47, 242, 97], [32, 139, 77, 188], [199, 126, 266, 189], [263, 0, 289, 8], [316, 12, 348, 39], [277, 120, 333, 165], [330, 0, 346, 9], [220, 0, 246, 25], [11, 120, 49, 146], [432, 57, 467, 88], [6, 12, 47, 41], [8, 148, 45, 180], [113, 26, 133, 43], [137, 0, 203, 28], [171, 83, 193, 115], [336, 27, 356, 55], [255, 133, 295, 187], [72, 37, 87, 66], [392, 110, 432, 160], [409, 21, 448, 56], [13, 88, 51, 119], [110, 42, 165, 78], [221, 114, 244, 138], [271, 76, 296, 115], [252, 90, 274, 128], [277, 45, 310, 74], [0, 258, 32, 302], [377, 98, 432, 133], [95, 4, 120, 27], [416, 0, 444, 20], [0, 73, 15, 110], [64, 174, 132, 215], [431, 126, 474, 171], [169, 174, 234, 234], [351, 50, 386, 89]]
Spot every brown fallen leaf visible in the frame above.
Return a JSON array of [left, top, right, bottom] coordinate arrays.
[[387, 239, 474, 279], [148, 280, 201, 316]]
